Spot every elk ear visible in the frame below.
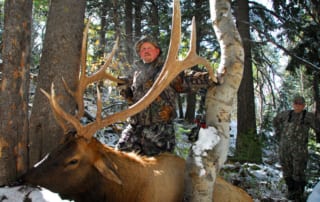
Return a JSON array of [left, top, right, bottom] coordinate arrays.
[[94, 158, 122, 185]]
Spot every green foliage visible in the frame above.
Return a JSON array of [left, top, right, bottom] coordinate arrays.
[[271, 0, 320, 73], [174, 123, 192, 159], [275, 67, 314, 113], [33, 0, 49, 20], [232, 130, 263, 164], [307, 135, 320, 190], [31, 0, 49, 69]]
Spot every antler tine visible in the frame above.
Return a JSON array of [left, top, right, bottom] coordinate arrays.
[[41, 84, 83, 134], [60, 21, 89, 119], [184, 17, 216, 81], [83, 86, 104, 139], [96, 85, 102, 123], [63, 20, 124, 119], [42, 84, 103, 139], [85, 37, 122, 84], [74, 37, 123, 119], [60, 21, 90, 104]]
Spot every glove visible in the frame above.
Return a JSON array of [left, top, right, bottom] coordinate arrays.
[[117, 76, 133, 103], [117, 76, 130, 87], [120, 87, 133, 104], [172, 75, 184, 92], [159, 105, 173, 122]]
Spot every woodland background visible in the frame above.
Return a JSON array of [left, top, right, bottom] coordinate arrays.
[[0, 0, 320, 200]]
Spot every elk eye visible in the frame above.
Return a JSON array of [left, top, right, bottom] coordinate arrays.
[[68, 159, 79, 165]]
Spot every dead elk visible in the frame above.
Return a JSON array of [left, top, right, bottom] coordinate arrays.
[[20, 133, 185, 202]]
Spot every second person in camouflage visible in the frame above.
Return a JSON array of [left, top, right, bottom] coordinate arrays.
[[273, 95, 320, 201]]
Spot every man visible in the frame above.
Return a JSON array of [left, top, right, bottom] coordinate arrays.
[[116, 36, 214, 156], [273, 95, 320, 201]]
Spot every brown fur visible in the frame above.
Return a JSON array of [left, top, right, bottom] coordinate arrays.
[[21, 135, 185, 202], [213, 177, 254, 202]]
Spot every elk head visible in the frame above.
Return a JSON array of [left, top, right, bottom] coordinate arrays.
[[20, 133, 123, 201]]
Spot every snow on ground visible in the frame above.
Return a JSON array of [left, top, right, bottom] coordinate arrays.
[[0, 185, 71, 202], [308, 181, 320, 202]]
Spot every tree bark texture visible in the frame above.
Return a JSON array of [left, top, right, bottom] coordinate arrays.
[[134, 0, 142, 38], [184, 0, 244, 201], [0, 0, 32, 185], [150, 0, 160, 39], [28, 0, 86, 167], [235, 0, 261, 162], [125, 0, 134, 63]]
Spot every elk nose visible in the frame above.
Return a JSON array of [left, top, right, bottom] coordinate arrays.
[[9, 178, 24, 186]]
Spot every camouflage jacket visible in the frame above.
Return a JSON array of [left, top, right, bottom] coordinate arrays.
[[121, 58, 215, 126], [273, 110, 320, 152], [126, 58, 177, 125]]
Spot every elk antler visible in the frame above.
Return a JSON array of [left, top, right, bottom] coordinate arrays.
[[42, 0, 216, 140], [41, 84, 105, 139], [62, 21, 125, 119]]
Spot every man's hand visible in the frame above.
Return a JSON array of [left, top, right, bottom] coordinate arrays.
[[117, 76, 130, 87], [159, 105, 173, 122], [120, 87, 133, 103], [116, 76, 133, 103]]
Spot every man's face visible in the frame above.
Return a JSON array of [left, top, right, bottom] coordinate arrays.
[[293, 102, 305, 113], [139, 42, 160, 63]]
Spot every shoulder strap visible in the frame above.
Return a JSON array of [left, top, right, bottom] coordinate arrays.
[[300, 109, 307, 124], [287, 109, 307, 124], [287, 110, 294, 122]]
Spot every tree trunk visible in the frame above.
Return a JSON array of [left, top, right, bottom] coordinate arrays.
[[0, 0, 32, 185], [98, 1, 108, 58], [134, 0, 142, 38], [28, 0, 86, 167], [184, 0, 244, 200], [150, 0, 160, 39], [112, 0, 120, 38], [184, 0, 205, 122], [125, 0, 134, 63], [234, 0, 261, 163], [313, 72, 320, 141], [177, 94, 184, 118], [185, 92, 196, 122]]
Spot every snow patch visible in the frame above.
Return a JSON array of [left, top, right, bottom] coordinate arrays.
[[308, 181, 320, 202], [192, 127, 220, 176], [0, 186, 71, 202]]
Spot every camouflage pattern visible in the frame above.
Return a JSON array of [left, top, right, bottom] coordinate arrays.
[[116, 57, 216, 156], [116, 58, 177, 156], [273, 109, 320, 200], [273, 110, 319, 182], [129, 58, 177, 125], [116, 123, 175, 156], [172, 70, 215, 93]]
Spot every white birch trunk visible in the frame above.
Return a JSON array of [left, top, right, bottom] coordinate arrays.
[[184, 0, 244, 201]]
